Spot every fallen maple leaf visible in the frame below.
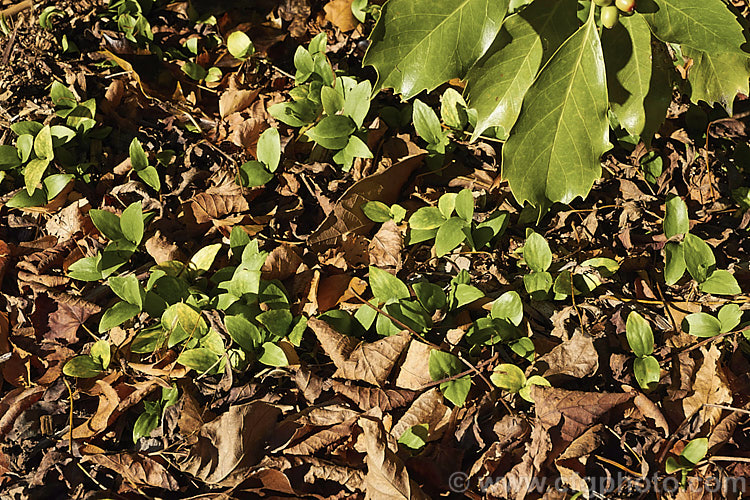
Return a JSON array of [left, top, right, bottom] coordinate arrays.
[[324, 0, 359, 32], [682, 345, 732, 431]]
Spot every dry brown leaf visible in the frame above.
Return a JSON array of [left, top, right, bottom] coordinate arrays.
[[261, 243, 303, 281], [324, 0, 359, 32], [285, 418, 358, 455], [145, 230, 187, 264], [0, 240, 10, 286], [72, 380, 121, 439], [308, 317, 410, 386], [180, 401, 281, 486], [532, 386, 634, 443], [682, 345, 732, 430], [555, 424, 604, 498], [219, 88, 260, 118], [315, 274, 367, 312], [394, 341, 434, 390], [360, 416, 429, 500], [83, 452, 179, 491], [187, 183, 252, 224], [0, 386, 45, 441], [45, 199, 90, 240], [537, 330, 599, 379], [485, 421, 552, 500], [309, 154, 425, 249], [46, 297, 101, 344], [708, 402, 750, 450], [369, 220, 403, 271], [390, 388, 450, 441], [331, 379, 419, 411]]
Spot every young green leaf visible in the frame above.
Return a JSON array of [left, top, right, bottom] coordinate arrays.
[[412, 99, 443, 145], [490, 291, 523, 326], [99, 301, 141, 332], [626, 311, 654, 358], [680, 437, 708, 466], [682, 234, 715, 283], [305, 115, 356, 150], [129, 138, 149, 171], [63, 355, 104, 378], [633, 355, 660, 391], [90, 340, 111, 369], [362, 201, 392, 223], [238, 160, 274, 187], [257, 128, 280, 172], [435, 217, 467, 256], [523, 231, 552, 272], [398, 423, 430, 451], [664, 241, 686, 286], [90, 209, 125, 241], [663, 195, 689, 239], [717, 303, 742, 334], [490, 363, 526, 393], [698, 270, 741, 296], [682, 312, 722, 338], [108, 274, 143, 307], [120, 201, 144, 245], [258, 342, 289, 366], [455, 189, 474, 222], [177, 348, 221, 373], [225, 315, 262, 352], [227, 31, 255, 60], [410, 206, 446, 230], [369, 266, 410, 303]]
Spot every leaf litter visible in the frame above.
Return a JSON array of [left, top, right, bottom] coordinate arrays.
[[0, 0, 748, 499]]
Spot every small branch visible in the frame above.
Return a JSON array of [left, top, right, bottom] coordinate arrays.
[[0, 0, 32, 18]]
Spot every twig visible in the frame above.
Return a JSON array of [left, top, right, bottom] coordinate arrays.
[[0, 0, 32, 18]]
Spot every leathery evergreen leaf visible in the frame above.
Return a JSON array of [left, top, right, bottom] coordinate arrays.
[[363, 0, 508, 99], [465, 0, 578, 141], [602, 14, 653, 137], [501, 9, 610, 208]]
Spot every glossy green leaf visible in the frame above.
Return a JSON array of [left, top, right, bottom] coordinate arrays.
[[90, 209, 124, 241], [129, 138, 149, 171], [440, 88, 469, 130], [664, 195, 689, 239], [680, 437, 708, 465], [412, 99, 443, 145], [257, 127, 280, 172], [683, 234, 715, 283], [190, 243, 222, 274], [342, 80, 372, 128], [163, 302, 208, 347], [441, 376, 471, 406], [362, 201, 392, 223], [435, 217, 467, 257], [682, 312, 722, 338], [639, 0, 749, 112], [257, 309, 293, 338], [412, 282, 446, 313], [626, 311, 654, 357], [409, 206, 446, 230], [369, 266, 410, 303], [0, 145, 20, 169], [490, 363, 526, 393], [491, 291, 523, 326], [633, 355, 660, 390], [34, 125, 54, 161], [63, 355, 104, 378], [664, 241, 686, 286], [428, 350, 462, 380], [258, 342, 289, 366], [90, 340, 111, 369], [99, 301, 141, 332], [120, 201, 144, 245], [717, 303, 742, 333], [398, 423, 429, 451], [133, 409, 159, 442], [523, 231, 552, 273], [67, 255, 103, 281], [501, 10, 610, 207], [699, 270, 741, 296], [602, 14, 653, 137], [225, 315, 262, 352], [518, 375, 550, 402], [177, 348, 220, 373], [364, 0, 508, 99], [108, 274, 143, 307], [524, 271, 552, 298], [466, 0, 577, 140], [455, 189, 474, 223], [227, 31, 255, 60], [305, 115, 356, 150], [452, 283, 484, 308], [182, 61, 207, 81], [23, 158, 50, 195], [238, 160, 273, 187], [136, 166, 160, 191]]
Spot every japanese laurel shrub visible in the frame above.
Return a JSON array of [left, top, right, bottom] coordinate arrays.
[[363, 0, 750, 209]]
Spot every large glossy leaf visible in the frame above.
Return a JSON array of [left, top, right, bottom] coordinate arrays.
[[637, 0, 750, 112], [602, 14, 653, 137], [364, 0, 508, 99], [638, 0, 746, 55], [465, 0, 578, 140], [682, 48, 750, 113], [501, 10, 610, 207]]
